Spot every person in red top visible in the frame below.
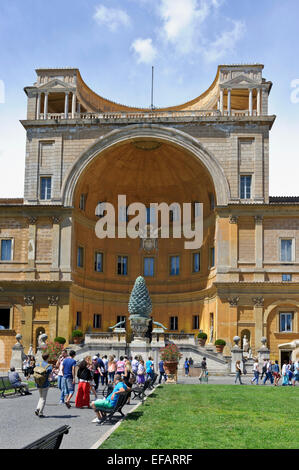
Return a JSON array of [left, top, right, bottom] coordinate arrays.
[[75, 360, 92, 408]]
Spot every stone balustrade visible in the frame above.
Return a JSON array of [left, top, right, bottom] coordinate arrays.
[[33, 108, 267, 123], [84, 332, 126, 344]]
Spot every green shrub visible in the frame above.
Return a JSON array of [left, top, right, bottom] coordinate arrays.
[[54, 336, 66, 344], [197, 332, 208, 340], [72, 330, 83, 338], [215, 339, 226, 346]]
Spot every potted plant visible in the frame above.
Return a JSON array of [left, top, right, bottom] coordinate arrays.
[[43, 341, 64, 365], [54, 336, 66, 345], [215, 339, 226, 353], [160, 343, 182, 384], [197, 332, 208, 347], [72, 330, 83, 344]]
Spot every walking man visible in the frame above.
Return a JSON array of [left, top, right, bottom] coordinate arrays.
[[62, 350, 77, 409], [158, 358, 167, 384], [260, 359, 267, 381], [251, 359, 260, 385], [199, 357, 207, 381], [263, 360, 274, 385], [34, 354, 52, 417]]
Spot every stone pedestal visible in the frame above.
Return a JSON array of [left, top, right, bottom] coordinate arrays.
[[10, 335, 26, 372], [258, 337, 270, 367], [231, 336, 244, 372], [129, 339, 151, 361]]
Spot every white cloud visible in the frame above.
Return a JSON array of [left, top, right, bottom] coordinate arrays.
[[93, 5, 131, 32], [158, 0, 222, 54], [131, 38, 157, 64], [203, 20, 246, 62]]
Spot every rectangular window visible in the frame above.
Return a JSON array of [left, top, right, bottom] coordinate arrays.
[[95, 252, 103, 272], [93, 314, 102, 329], [209, 193, 215, 211], [117, 256, 128, 275], [281, 239, 293, 262], [170, 316, 178, 331], [76, 311, 82, 327], [193, 315, 199, 329], [282, 274, 292, 282], [144, 257, 154, 277], [79, 194, 86, 211], [0, 308, 10, 329], [240, 175, 252, 199], [77, 246, 84, 268], [210, 247, 215, 268], [280, 313, 293, 332], [95, 201, 105, 218], [146, 207, 156, 224], [170, 256, 180, 276], [117, 315, 126, 326], [119, 206, 128, 223], [1, 239, 12, 261], [40, 177, 52, 200], [193, 252, 201, 273]]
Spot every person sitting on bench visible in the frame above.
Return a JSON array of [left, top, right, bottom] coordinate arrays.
[[91, 375, 129, 423], [8, 367, 30, 394]]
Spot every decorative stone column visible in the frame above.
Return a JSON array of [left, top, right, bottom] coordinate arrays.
[[44, 92, 49, 119], [36, 93, 41, 120], [231, 335, 243, 373], [253, 297, 264, 354], [227, 88, 231, 116], [228, 296, 239, 343], [72, 92, 76, 118], [220, 88, 224, 115], [23, 295, 35, 352], [51, 216, 60, 281], [257, 88, 261, 116], [48, 296, 59, 340], [249, 88, 253, 116], [64, 92, 69, 119], [10, 334, 26, 372]]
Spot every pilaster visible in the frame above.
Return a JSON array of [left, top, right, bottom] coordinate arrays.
[[23, 295, 35, 352], [48, 296, 59, 340], [253, 297, 264, 353]]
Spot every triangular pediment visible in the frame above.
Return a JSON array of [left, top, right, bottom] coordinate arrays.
[[37, 78, 75, 92], [221, 74, 259, 87]]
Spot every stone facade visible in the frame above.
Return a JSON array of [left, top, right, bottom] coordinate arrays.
[[0, 63, 298, 370]]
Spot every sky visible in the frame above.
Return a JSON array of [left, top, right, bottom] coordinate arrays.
[[0, 0, 299, 197]]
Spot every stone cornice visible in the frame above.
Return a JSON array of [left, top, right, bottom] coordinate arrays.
[[20, 115, 276, 130]]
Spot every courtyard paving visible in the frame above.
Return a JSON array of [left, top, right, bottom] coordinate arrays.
[[0, 386, 141, 449]]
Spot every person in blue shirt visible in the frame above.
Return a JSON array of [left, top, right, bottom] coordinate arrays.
[[91, 375, 129, 423], [62, 350, 77, 409], [35, 354, 52, 418], [184, 358, 190, 377], [158, 359, 166, 384], [146, 357, 154, 380]]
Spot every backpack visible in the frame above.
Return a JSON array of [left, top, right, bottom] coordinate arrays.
[[33, 364, 50, 387]]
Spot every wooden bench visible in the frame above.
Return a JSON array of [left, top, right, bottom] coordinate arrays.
[[131, 379, 151, 401], [97, 391, 130, 425], [0, 376, 27, 398], [22, 425, 71, 449]]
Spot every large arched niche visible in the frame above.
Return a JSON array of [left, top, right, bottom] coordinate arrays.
[[62, 124, 230, 207]]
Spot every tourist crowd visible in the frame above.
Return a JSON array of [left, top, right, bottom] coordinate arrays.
[[30, 352, 164, 418], [234, 358, 299, 386]]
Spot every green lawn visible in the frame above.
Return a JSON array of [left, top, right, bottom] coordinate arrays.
[[100, 385, 299, 449]]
